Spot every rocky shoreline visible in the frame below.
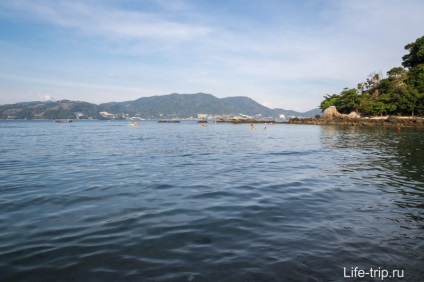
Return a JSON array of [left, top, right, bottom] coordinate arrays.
[[287, 106, 424, 128], [286, 106, 424, 127], [286, 115, 424, 127]]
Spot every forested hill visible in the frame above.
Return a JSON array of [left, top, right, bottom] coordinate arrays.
[[0, 100, 103, 120], [98, 93, 240, 117], [0, 93, 320, 120], [320, 35, 424, 116]]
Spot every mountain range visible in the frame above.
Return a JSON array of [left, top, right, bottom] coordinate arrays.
[[0, 93, 321, 120]]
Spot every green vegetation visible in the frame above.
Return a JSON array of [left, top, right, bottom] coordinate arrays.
[[320, 36, 424, 116], [0, 100, 104, 120]]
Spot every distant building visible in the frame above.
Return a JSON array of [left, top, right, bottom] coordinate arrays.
[[99, 111, 115, 119], [75, 112, 85, 119]]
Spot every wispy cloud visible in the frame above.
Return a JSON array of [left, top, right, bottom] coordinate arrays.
[[1, 0, 210, 40]]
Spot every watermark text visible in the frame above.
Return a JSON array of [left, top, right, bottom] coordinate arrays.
[[344, 267, 404, 280]]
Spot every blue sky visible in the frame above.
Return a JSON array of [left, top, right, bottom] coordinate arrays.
[[1, 0, 424, 111]]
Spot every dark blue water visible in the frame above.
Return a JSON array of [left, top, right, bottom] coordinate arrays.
[[0, 120, 423, 281]]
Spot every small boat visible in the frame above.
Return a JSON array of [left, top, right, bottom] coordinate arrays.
[[197, 120, 208, 123], [54, 119, 72, 123], [158, 120, 180, 123], [128, 121, 140, 126]]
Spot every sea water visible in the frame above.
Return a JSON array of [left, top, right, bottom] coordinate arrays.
[[0, 120, 423, 281]]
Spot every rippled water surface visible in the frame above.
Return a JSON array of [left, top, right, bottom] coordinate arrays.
[[1, 120, 423, 281]]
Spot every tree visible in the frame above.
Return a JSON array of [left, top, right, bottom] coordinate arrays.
[[407, 64, 424, 93], [387, 67, 406, 82], [360, 94, 394, 116], [336, 88, 361, 114], [402, 36, 424, 69], [357, 82, 365, 93], [319, 94, 339, 111], [361, 72, 383, 98], [402, 36, 424, 115]]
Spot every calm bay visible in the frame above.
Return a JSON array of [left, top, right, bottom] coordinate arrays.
[[0, 120, 423, 281]]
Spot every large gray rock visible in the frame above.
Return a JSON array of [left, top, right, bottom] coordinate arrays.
[[347, 111, 360, 118], [323, 106, 341, 118]]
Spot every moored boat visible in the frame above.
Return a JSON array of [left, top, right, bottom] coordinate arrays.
[[158, 120, 180, 123], [54, 119, 72, 123]]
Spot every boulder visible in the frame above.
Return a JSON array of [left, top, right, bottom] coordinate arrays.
[[323, 106, 341, 118], [347, 111, 360, 119]]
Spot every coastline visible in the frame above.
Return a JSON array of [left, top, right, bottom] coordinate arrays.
[[286, 116, 424, 127]]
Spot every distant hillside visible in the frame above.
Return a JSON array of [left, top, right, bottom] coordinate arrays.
[[298, 108, 322, 117], [0, 100, 103, 120], [221, 96, 276, 117], [219, 96, 322, 118], [0, 93, 320, 119], [98, 93, 240, 118]]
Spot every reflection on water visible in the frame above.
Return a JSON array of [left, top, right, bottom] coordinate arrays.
[[0, 121, 423, 281], [320, 126, 424, 227]]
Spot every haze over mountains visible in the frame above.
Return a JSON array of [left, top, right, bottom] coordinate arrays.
[[0, 93, 321, 120]]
